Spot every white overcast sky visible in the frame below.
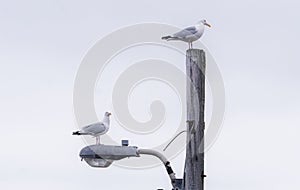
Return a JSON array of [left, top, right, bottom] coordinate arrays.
[[1, 0, 300, 190]]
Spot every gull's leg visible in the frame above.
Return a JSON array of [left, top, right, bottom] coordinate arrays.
[[95, 136, 101, 145], [191, 42, 193, 49]]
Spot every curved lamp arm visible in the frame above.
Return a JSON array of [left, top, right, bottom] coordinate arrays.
[[137, 149, 176, 186]]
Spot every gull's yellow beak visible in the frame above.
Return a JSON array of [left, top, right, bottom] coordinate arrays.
[[205, 23, 211, 28], [108, 112, 112, 116]]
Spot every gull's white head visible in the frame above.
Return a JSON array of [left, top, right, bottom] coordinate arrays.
[[104, 112, 112, 117], [198, 19, 211, 28]]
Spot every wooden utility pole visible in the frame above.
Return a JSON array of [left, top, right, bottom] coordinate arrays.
[[183, 49, 206, 190]]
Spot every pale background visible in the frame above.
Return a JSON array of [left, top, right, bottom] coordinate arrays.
[[1, 0, 300, 189]]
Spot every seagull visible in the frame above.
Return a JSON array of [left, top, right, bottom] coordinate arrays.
[[162, 19, 211, 49], [72, 112, 111, 145]]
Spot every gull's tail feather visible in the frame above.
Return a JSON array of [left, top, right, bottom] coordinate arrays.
[[72, 131, 81, 135], [162, 35, 179, 41]]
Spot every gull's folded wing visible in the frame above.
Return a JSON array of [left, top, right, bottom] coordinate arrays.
[[173, 26, 198, 38], [82, 122, 106, 134]]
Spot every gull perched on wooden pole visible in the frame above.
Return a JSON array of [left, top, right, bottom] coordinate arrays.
[[72, 112, 111, 145], [162, 19, 211, 49]]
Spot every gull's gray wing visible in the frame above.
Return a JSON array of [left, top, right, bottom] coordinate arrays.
[[173, 26, 198, 38], [82, 122, 106, 135]]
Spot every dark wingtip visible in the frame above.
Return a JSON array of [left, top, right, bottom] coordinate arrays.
[[72, 131, 80, 135], [162, 36, 171, 40]]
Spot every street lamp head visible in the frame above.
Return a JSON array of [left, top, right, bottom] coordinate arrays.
[[79, 145, 139, 168], [78, 144, 181, 188]]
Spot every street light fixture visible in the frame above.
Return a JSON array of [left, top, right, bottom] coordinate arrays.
[[80, 144, 139, 168], [78, 143, 183, 190]]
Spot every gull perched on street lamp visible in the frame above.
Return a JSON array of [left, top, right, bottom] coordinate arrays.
[[72, 112, 111, 145], [162, 19, 211, 49]]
